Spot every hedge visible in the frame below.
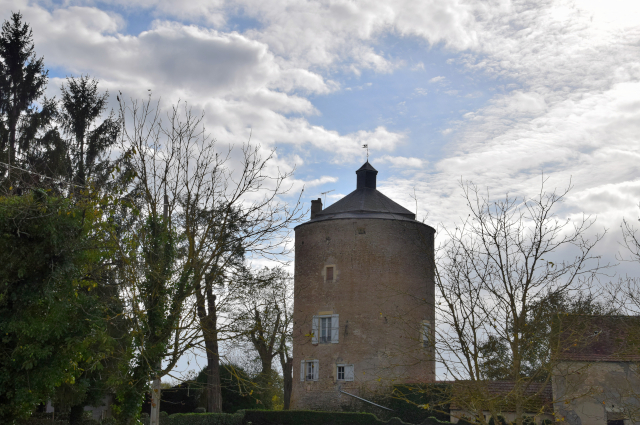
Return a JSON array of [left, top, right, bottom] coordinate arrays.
[[142, 412, 244, 425], [241, 409, 414, 425]]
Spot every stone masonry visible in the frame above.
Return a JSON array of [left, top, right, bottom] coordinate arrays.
[[291, 162, 436, 410]]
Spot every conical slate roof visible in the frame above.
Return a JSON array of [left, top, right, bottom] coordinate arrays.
[[307, 161, 416, 224], [318, 187, 414, 218]]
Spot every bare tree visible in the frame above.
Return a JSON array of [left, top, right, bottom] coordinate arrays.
[[115, 96, 303, 414], [431, 179, 606, 425], [233, 267, 294, 408]]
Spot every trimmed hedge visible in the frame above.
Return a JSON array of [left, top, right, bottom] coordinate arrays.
[[142, 412, 243, 425], [241, 409, 413, 425]]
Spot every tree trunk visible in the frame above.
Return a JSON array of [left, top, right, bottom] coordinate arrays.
[[282, 355, 292, 410], [278, 349, 292, 410], [77, 133, 85, 186], [204, 336, 222, 412], [150, 375, 161, 425]]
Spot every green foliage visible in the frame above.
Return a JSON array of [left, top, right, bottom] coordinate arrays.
[[478, 291, 611, 381], [194, 364, 257, 413], [166, 412, 243, 425], [59, 75, 119, 187], [388, 384, 451, 424], [0, 11, 48, 168], [142, 412, 243, 425], [0, 191, 113, 422], [241, 409, 414, 425]]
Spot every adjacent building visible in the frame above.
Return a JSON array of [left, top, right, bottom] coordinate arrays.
[[553, 316, 640, 425]]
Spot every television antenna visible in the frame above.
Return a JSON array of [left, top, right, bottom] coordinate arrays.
[[321, 189, 335, 205]]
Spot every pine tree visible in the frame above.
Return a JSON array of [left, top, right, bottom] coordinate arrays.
[[0, 12, 48, 181], [59, 75, 118, 187]]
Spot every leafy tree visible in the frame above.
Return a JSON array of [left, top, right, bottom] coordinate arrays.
[[478, 292, 611, 381], [196, 364, 258, 413], [0, 190, 113, 423], [59, 75, 119, 187], [0, 12, 48, 181]]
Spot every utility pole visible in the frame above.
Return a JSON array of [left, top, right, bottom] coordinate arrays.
[[151, 194, 169, 425]]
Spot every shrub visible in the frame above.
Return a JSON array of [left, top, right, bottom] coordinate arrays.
[[142, 412, 243, 425], [241, 409, 410, 425]]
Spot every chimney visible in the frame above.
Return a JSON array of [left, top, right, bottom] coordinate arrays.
[[311, 198, 323, 219]]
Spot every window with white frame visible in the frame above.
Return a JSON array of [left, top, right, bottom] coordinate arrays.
[[336, 364, 354, 381], [312, 314, 339, 344], [300, 360, 319, 381]]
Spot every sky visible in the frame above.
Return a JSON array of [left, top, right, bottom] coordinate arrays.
[[4, 0, 640, 377]]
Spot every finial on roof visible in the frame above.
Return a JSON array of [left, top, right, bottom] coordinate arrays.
[[356, 161, 378, 189]]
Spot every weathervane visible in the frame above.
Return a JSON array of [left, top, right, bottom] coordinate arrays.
[[362, 144, 369, 161]]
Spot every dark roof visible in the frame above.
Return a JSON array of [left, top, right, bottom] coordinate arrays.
[[556, 315, 640, 362], [357, 161, 378, 172], [299, 161, 422, 226], [316, 187, 415, 219], [448, 381, 553, 413]]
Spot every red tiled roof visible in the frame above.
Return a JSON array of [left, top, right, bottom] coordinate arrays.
[[556, 315, 640, 362]]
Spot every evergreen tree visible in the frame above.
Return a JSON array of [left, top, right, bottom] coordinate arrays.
[[0, 12, 48, 181], [59, 75, 119, 187]]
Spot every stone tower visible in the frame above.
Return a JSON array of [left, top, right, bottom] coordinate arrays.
[[291, 162, 436, 410]]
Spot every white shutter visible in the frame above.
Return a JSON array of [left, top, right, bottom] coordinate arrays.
[[345, 364, 354, 381], [300, 360, 306, 381], [331, 314, 339, 343], [312, 316, 318, 345], [313, 360, 319, 381]]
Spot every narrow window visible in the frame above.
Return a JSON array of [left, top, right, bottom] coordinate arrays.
[[326, 266, 334, 281], [321, 317, 332, 343], [422, 320, 431, 348], [337, 365, 345, 380], [306, 361, 315, 381]]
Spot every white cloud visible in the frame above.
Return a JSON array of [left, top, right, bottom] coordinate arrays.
[[7, 0, 640, 245], [378, 155, 425, 168]]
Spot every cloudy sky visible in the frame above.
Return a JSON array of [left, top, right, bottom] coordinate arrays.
[[5, 0, 640, 240], [6, 0, 640, 379]]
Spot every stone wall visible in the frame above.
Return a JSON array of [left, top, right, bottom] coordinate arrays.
[[553, 361, 640, 425], [291, 217, 436, 410]]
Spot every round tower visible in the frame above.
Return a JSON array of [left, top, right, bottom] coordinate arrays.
[[292, 162, 436, 410]]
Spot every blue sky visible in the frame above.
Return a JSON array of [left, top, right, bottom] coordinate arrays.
[[5, 0, 640, 378]]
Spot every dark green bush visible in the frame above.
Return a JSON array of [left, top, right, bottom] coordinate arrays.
[[142, 412, 243, 425], [241, 409, 412, 425], [419, 417, 455, 425]]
